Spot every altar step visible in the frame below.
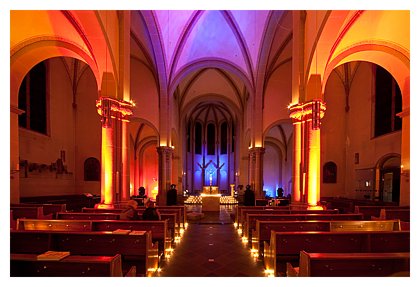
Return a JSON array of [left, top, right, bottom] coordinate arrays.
[[184, 195, 238, 205]]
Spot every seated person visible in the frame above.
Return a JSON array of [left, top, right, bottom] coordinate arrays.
[[142, 199, 161, 220], [120, 199, 140, 220], [138, 186, 146, 198]]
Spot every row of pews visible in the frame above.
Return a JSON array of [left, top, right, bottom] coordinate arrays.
[[10, 202, 187, 277], [234, 204, 410, 277]]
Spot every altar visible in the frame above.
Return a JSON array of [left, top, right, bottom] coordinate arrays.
[[201, 194, 221, 211], [202, 186, 219, 195], [201, 186, 220, 211]]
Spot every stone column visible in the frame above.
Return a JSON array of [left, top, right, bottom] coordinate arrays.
[[96, 97, 133, 208], [289, 100, 326, 209], [249, 147, 265, 199], [398, 108, 410, 206], [10, 105, 25, 204], [289, 114, 302, 203], [157, 146, 173, 206]]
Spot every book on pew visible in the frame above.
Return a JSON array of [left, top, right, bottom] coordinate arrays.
[[129, 230, 146, 235], [112, 229, 131, 234], [37, 251, 70, 261]]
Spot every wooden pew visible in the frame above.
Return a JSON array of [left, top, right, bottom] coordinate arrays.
[[115, 204, 187, 229], [11, 203, 67, 218], [244, 213, 362, 240], [11, 253, 136, 277], [82, 207, 178, 239], [90, 220, 171, 257], [10, 210, 17, 230], [56, 212, 121, 220], [264, 230, 410, 276], [354, 205, 409, 220], [10, 206, 53, 220], [235, 206, 291, 227], [17, 218, 93, 232], [252, 220, 401, 257], [10, 230, 159, 277], [240, 208, 339, 233], [16, 218, 171, 258], [379, 209, 410, 222], [287, 251, 410, 277]]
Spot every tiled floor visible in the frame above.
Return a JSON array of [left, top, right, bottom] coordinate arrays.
[[157, 205, 265, 277]]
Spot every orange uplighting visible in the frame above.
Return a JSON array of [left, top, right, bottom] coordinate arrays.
[[289, 100, 326, 208], [101, 127, 114, 205], [96, 97, 134, 122], [307, 128, 320, 207]]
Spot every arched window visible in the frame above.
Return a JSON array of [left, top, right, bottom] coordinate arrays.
[[374, 65, 402, 137], [18, 61, 47, 134], [221, 122, 228, 154], [323, 161, 337, 183], [207, 123, 215, 155], [187, 120, 191, 152], [84, 157, 100, 181], [232, 125, 235, 152], [195, 122, 202, 154]]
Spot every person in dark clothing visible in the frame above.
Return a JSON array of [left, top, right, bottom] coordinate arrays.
[[138, 186, 146, 197], [277, 187, 284, 198], [243, 184, 255, 206], [142, 199, 161, 220], [167, 184, 177, 206], [120, 200, 140, 220]]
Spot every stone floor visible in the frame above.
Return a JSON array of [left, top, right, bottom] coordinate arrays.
[[157, 205, 265, 277]]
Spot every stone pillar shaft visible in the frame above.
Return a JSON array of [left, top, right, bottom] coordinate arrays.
[[96, 97, 133, 208], [157, 146, 173, 206], [289, 100, 325, 208], [248, 147, 265, 199]]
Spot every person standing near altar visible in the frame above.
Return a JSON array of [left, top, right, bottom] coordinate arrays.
[[244, 185, 255, 206], [167, 184, 178, 205]]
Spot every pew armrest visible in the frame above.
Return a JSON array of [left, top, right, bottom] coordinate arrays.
[[286, 263, 299, 277], [124, 266, 137, 277]]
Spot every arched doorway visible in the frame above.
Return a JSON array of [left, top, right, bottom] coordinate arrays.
[[377, 155, 401, 203]]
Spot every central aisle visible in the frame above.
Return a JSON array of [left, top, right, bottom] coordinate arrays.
[[157, 206, 266, 277]]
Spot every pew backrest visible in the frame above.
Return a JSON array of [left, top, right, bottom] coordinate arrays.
[[380, 209, 410, 222], [10, 230, 158, 277], [297, 251, 410, 277], [10, 206, 52, 220], [244, 213, 363, 239], [17, 218, 93, 232], [354, 205, 409, 220], [56, 212, 121, 220], [266, 230, 410, 276], [91, 219, 171, 257], [11, 203, 67, 217], [11, 253, 126, 277]]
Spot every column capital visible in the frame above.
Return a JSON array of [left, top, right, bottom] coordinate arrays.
[[156, 145, 175, 155], [289, 100, 326, 129], [248, 147, 265, 155], [96, 97, 134, 128]]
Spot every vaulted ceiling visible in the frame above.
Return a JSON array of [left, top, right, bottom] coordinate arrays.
[[131, 10, 293, 124]]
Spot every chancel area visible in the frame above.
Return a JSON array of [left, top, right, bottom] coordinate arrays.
[[9, 9, 410, 277]]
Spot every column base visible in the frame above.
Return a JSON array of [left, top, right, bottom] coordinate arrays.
[[95, 203, 115, 209], [290, 202, 324, 211], [307, 204, 324, 210]]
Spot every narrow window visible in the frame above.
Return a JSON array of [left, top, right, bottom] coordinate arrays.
[[18, 61, 47, 134], [195, 122, 202, 154], [221, 122, 228, 154], [323, 161, 337, 183], [374, 65, 402, 137], [207, 123, 215, 155], [84, 157, 100, 181]]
